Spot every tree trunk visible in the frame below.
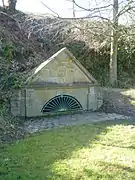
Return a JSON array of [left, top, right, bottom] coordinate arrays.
[[8, 0, 17, 12], [109, 0, 118, 86], [2, 0, 5, 8], [110, 27, 118, 85]]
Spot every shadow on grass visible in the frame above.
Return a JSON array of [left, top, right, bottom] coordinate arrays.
[[0, 119, 135, 179], [84, 161, 135, 179]]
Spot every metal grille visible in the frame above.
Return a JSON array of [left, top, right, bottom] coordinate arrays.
[[42, 95, 83, 113]]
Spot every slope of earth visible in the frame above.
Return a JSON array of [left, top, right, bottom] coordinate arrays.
[[101, 88, 135, 117]]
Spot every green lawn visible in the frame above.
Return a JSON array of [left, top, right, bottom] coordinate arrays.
[[0, 120, 135, 180]]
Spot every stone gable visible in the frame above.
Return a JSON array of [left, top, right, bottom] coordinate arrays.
[[26, 47, 97, 86]]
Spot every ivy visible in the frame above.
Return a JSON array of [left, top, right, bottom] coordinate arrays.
[[2, 42, 14, 61]]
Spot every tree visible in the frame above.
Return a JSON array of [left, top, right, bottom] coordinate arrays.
[[1, 0, 17, 12], [72, 0, 135, 86], [2, 0, 5, 8], [110, 0, 118, 85], [8, 0, 17, 12], [42, 0, 135, 86]]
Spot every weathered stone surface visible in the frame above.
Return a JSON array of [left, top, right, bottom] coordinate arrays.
[[11, 48, 103, 117], [24, 112, 131, 134]]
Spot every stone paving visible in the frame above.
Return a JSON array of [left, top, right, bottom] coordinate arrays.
[[24, 112, 131, 134]]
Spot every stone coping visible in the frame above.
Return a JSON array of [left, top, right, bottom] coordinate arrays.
[[24, 82, 100, 89]]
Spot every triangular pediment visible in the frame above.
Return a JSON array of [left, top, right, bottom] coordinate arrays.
[[26, 47, 98, 86]]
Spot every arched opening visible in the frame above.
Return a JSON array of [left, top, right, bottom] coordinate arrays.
[[42, 95, 83, 113]]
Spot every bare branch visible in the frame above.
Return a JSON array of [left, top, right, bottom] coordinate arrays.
[[0, 11, 22, 32], [73, 25, 112, 38], [41, 1, 110, 22], [117, 1, 135, 17], [41, 1, 60, 17], [58, 16, 110, 21], [72, 0, 112, 12], [86, 15, 111, 22]]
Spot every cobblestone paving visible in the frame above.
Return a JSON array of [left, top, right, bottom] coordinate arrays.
[[24, 112, 131, 134]]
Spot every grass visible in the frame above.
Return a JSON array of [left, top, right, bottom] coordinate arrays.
[[0, 119, 135, 180]]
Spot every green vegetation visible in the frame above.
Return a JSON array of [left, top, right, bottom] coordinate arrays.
[[0, 120, 135, 180], [0, 11, 135, 108], [67, 35, 135, 87]]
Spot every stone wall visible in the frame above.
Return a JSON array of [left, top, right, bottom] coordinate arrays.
[[11, 90, 26, 117], [88, 86, 103, 111], [11, 86, 103, 117], [24, 85, 103, 117], [25, 87, 88, 117]]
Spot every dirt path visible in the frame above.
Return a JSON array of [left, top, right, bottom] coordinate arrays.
[[24, 112, 130, 134]]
